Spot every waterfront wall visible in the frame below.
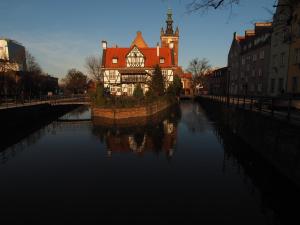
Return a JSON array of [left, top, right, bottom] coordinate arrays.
[[197, 97, 300, 186], [92, 99, 174, 120]]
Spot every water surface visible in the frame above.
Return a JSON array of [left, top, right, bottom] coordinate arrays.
[[0, 102, 298, 224]]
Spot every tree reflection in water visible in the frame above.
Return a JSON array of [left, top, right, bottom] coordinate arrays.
[[92, 105, 181, 159]]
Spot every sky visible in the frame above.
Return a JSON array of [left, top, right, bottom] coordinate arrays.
[[0, 0, 276, 79]]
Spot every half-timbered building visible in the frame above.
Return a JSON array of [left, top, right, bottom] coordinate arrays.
[[101, 9, 180, 96]]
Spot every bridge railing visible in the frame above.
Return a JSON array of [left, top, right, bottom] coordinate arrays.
[[0, 94, 90, 109], [199, 95, 300, 124]]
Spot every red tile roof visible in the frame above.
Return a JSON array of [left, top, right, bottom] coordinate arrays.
[[102, 46, 174, 68]]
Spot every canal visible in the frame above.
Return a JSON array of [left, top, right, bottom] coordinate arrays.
[[0, 101, 299, 224]]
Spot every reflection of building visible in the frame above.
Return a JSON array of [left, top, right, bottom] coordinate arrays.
[[105, 119, 177, 158], [208, 67, 228, 95], [101, 9, 183, 96], [0, 39, 26, 72]]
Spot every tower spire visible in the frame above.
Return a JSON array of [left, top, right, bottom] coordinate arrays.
[[165, 8, 174, 35]]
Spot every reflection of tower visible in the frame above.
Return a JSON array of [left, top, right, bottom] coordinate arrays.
[[160, 9, 179, 66]]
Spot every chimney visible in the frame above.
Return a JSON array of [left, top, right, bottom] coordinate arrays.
[[102, 40, 107, 50], [169, 41, 174, 49], [156, 42, 160, 57], [233, 32, 236, 39]]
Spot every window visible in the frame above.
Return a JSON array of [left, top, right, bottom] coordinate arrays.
[[252, 70, 255, 77], [271, 79, 275, 93], [242, 57, 245, 65], [246, 64, 250, 71], [127, 86, 133, 95], [292, 77, 298, 93], [253, 54, 257, 61], [278, 78, 284, 93], [280, 53, 285, 66], [260, 50, 265, 59], [273, 54, 277, 65], [109, 70, 116, 80], [295, 48, 300, 64], [112, 58, 118, 64], [258, 83, 262, 92], [162, 70, 168, 76], [160, 58, 165, 64], [258, 68, 263, 77]]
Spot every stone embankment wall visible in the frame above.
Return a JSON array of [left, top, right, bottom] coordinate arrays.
[[92, 100, 174, 120], [0, 104, 78, 151], [197, 97, 300, 186]]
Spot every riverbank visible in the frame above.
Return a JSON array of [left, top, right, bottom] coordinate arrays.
[[0, 103, 79, 151], [196, 96, 300, 186]]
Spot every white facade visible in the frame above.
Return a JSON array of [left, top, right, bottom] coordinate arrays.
[[0, 39, 26, 72], [103, 46, 174, 96]]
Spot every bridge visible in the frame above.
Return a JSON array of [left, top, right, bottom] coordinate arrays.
[[0, 95, 91, 110]]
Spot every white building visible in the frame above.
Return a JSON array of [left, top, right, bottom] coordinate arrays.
[[101, 10, 180, 96], [0, 38, 26, 72]]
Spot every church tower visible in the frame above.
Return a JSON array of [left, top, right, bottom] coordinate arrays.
[[160, 9, 179, 66]]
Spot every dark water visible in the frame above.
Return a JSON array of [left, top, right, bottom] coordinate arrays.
[[0, 102, 299, 224]]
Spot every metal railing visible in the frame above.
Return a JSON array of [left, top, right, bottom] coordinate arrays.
[[0, 94, 90, 109], [200, 95, 300, 123]]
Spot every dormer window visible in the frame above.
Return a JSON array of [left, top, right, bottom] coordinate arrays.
[[160, 58, 165, 64], [112, 58, 118, 64]]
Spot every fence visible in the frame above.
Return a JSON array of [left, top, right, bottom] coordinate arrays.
[[200, 95, 300, 123], [0, 94, 90, 109]]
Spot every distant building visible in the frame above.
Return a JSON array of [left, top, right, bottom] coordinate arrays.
[[0, 38, 26, 72], [101, 9, 182, 96], [178, 72, 193, 96], [287, 1, 300, 95], [228, 23, 272, 96], [228, 33, 244, 95], [208, 67, 228, 95], [269, 0, 291, 96]]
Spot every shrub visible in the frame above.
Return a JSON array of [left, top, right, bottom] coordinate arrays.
[[133, 83, 144, 100]]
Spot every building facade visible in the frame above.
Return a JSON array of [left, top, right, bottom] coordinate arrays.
[[239, 23, 272, 96], [179, 72, 193, 96], [269, 0, 292, 96], [287, 1, 300, 95], [101, 10, 180, 96], [208, 67, 228, 95], [228, 33, 243, 95], [0, 39, 26, 72]]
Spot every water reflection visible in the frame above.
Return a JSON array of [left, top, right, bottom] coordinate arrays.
[[92, 105, 181, 159], [0, 102, 299, 224]]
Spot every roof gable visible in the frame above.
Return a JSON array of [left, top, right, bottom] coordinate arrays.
[[102, 46, 174, 68]]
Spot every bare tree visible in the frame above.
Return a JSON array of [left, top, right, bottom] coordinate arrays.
[[187, 58, 212, 92], [186, 0, 240, 12], [85, 55, 102, 82], [26, 51, 42, 74], [62, 68, 87, 94]]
